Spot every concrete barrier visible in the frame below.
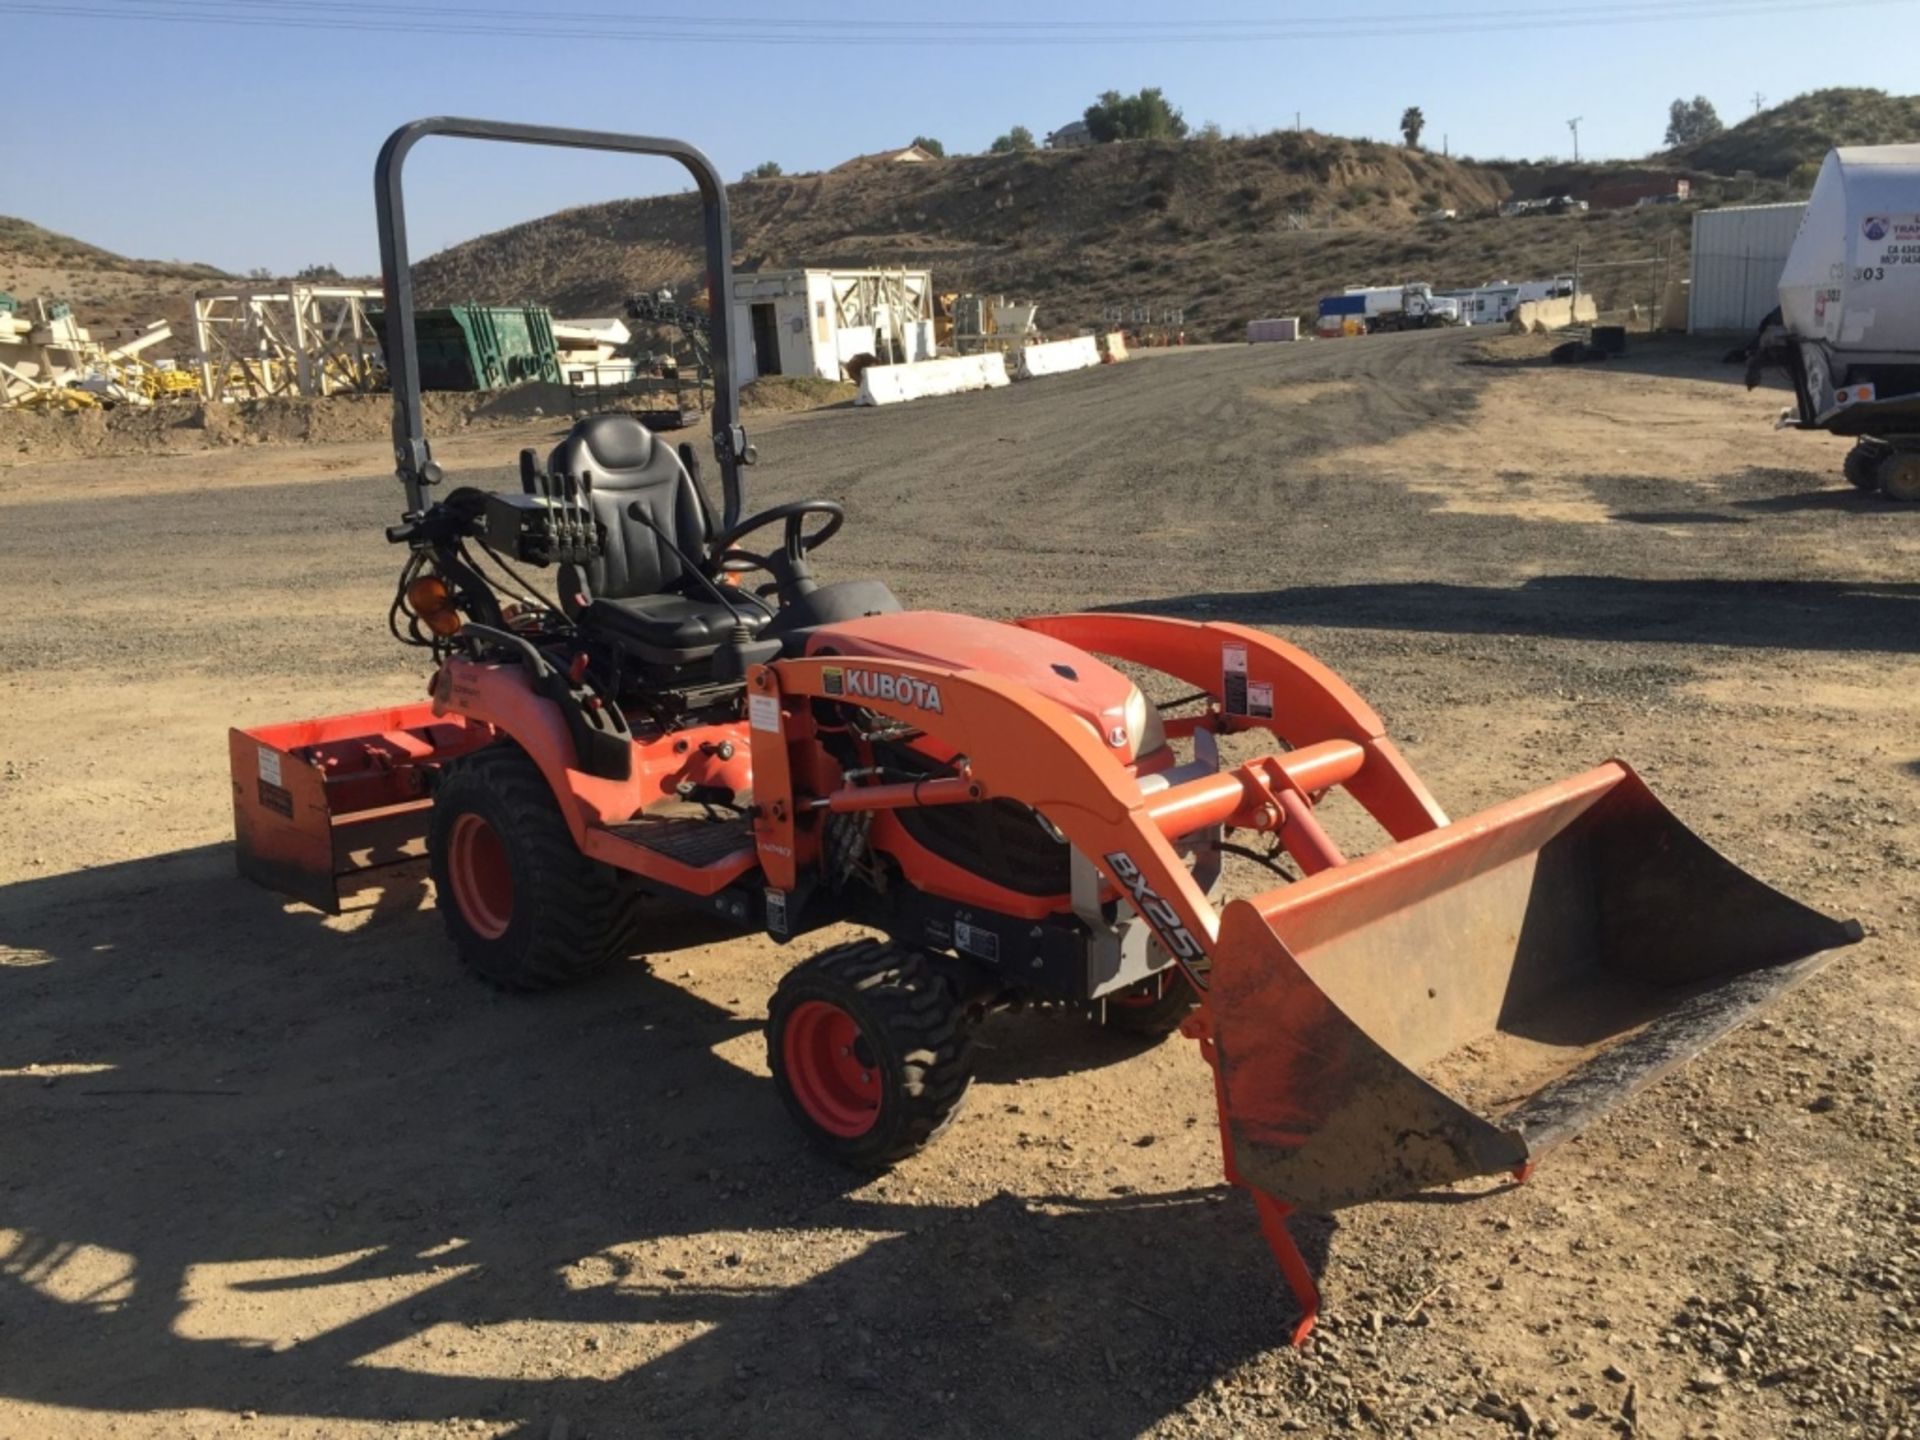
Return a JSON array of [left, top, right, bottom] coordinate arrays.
[[855, 352, 1011, 406], [1099, 331, 1130, 363], [1510, 295, 1600, 333], [1011, 336, 1102, 380]]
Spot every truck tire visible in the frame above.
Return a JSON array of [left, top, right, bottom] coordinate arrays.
[[768, 939, 974, 1169], [1099, 971, 1199, 1039], [1878, 449, 1920, 502], [428, 745, 632, 990], [1844, 439, 1892, 492]]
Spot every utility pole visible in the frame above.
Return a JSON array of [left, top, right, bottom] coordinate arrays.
[[1567, 116, 1583, 163], [1752, 90, 1766, 115], [1295, 110, 1301, 132]]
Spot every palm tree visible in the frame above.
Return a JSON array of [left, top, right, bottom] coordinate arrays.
[[1400, 106, 1426, 149]]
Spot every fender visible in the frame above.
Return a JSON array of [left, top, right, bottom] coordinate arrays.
[[431, 658, 649, 843]]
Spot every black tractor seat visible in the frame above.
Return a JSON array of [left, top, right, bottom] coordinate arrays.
[[584, 590, 767, 653], [546, 413, 771, 665]]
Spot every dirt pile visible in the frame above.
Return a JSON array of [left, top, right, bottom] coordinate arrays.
[[0, 381, 813, 466]]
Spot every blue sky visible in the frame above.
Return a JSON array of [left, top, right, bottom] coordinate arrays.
[[7, 0, 1918, 273]]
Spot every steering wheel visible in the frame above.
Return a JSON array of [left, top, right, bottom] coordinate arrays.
[[711, 499, 845, 578]]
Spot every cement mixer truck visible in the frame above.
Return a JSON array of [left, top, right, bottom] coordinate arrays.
[[1747, 144, 1920, 498]]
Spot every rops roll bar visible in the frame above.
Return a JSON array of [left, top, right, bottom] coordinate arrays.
[[374, 117, 751, 527]]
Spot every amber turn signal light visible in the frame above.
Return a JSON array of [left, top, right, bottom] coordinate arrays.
[[406, 575, 463, 637]]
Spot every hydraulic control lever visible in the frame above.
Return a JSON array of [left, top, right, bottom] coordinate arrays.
[[533, 466, 600, 567]]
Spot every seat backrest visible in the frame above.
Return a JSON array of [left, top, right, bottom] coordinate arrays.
[[547, 413, 711, 601]]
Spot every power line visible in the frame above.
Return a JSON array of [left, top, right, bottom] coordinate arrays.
[[53, 0, 1891, 27], [0, 0, 1903, 46]]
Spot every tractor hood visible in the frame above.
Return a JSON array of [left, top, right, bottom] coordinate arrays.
[[806, 610, 1159, 760]]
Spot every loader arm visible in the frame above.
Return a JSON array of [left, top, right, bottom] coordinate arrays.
[[1017, 613, 1450, 840]]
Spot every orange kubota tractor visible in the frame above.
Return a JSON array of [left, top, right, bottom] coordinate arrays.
[[232, 120, 1860, 1342]]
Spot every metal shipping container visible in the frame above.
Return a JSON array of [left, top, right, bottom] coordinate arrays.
[[1688, 202, 1808, 334], [367, 303, 561, 391]]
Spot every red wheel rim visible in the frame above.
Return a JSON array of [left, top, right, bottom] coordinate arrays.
[[783, 1000, 882, 1137], [446, 812, 513, 939], [1109, 975, 1167, 1008]]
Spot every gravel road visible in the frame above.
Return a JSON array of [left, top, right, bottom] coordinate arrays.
[[2, 331, 1915, 1439]]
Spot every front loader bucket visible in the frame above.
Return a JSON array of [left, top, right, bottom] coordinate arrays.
[[1207, 762, 1861, 1212]]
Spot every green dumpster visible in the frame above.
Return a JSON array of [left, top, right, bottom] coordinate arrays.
[[367, 302, 561, 391]]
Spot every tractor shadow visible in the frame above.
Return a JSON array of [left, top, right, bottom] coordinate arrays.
[[0, 848, 1323, 1437], [1105, 575, 1920, 654]]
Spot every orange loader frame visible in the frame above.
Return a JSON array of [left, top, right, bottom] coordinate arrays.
[[235, 611, 1858, 1343]]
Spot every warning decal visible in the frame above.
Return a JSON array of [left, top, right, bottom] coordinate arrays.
[[953, 918, 1001, 963], [1222, 642, 1250, 716]]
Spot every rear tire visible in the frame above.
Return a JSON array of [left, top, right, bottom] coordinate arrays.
[[767, 939, 973, 1169], [428, 745, 631, 990], [1844, 439, 1891, 492], [1099, 971, 1198, 1038], [1878, 448, 1920, 502]]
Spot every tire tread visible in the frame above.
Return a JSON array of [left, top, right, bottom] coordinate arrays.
[[768, 938, 973, 1167], [431, 745, 631, 990]]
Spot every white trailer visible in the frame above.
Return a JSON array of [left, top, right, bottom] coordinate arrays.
[[1748, 144, 1920, 497], [1449, 276, 1576, 327]]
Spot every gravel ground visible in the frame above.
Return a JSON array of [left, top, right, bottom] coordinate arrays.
[[1, 330, 1916, 1439]]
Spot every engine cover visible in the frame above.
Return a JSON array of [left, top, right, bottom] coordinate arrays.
[[806, 610, 1152, 761]]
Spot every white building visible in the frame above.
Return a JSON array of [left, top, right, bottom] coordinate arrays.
[[732, 268, 935, 383], [1687, 201, 1808, 334]]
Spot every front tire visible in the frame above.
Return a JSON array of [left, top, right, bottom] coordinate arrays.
[[1099, 970, 1198, 1038], [428, 745, 630, 990], [767, 940, 973, 1168]]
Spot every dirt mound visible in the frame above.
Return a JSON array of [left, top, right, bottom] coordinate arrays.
[[0, 394, 450, 464], [742, 376, 856, 412], [0, 380, 814, 466]]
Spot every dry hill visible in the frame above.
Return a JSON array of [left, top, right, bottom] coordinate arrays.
[[417, 133, 1520, 338], [414, 132, 1718, 340], [1668, 86, 1920, 181], [11, 88, 1917, 356], [0, 216, 229, 351]]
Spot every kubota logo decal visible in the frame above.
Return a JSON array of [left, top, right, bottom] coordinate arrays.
[[823, 665, 944, 714], [1104, 850, 1202, 961]]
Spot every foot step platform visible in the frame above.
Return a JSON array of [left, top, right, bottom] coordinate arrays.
[[603, 812, 754, 868]]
